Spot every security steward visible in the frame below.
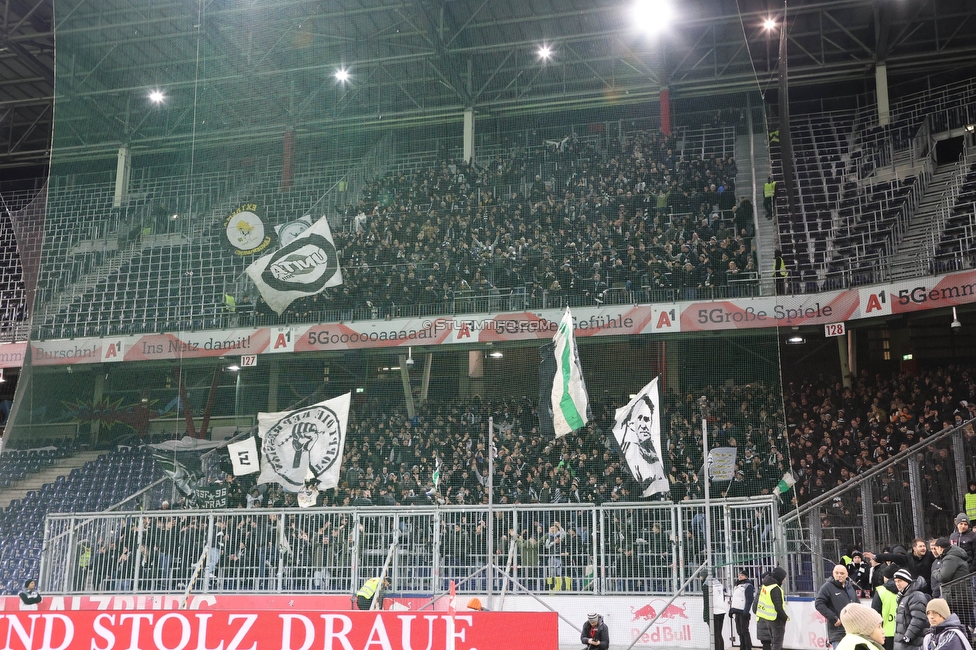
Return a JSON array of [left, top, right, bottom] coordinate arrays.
[[755, 567, 789, 650], [356, 576, 390, 610], [871, 564, 899, 650]]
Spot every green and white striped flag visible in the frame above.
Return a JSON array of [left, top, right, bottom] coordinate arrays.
[[550, 307, 591, 438], [777, 472, 796, 494], [433, 455, 441, 489]]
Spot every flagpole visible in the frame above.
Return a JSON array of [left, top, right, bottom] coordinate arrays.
[[699, 396, 714, 650], [487, 415, 494, 610]]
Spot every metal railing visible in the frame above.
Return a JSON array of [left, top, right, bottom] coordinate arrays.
[[41, 497, 783, 597]]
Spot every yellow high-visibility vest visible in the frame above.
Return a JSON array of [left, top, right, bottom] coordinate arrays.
[[357, 577, 381, 599], [756, 583, 786, 621], [875, 585, 897, 637]]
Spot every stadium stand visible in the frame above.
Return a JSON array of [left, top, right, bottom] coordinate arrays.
[[770, 79, 976, 291], [0, 447, 164, 591], [28, 124, 755, 339]]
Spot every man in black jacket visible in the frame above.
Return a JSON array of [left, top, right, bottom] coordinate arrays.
[[731, 568, 756, 650], [815, 565, 859, 648], [582, 612, 609, 650]]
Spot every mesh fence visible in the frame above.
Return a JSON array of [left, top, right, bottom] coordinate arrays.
[[0, 0, 798, 623]]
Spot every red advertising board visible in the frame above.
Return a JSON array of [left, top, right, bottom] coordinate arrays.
[[0, 610, 556, 650]]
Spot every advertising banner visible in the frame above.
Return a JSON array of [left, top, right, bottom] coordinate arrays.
[[11, 268, 976, 368], [0, 609, 557, 650]]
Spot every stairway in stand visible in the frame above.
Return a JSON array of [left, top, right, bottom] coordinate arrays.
[[889, 165, 959, 280]]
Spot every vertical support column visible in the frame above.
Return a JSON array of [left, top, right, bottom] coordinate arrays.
[[114, 145, 131, 209], [463, 109, 475, 164], [267, 358, 279, 412], [952, 429, 968, 514], [92, 369, 105, 447], [907, 454, 926, 540], [399, 355, 415, 419], [282, 127, 295, 191], [860, 481, 876, 555], [876, 63, 890, 126], [468, 350, 484, 399], [659, 87, 671, 136], [420, 353, 433, 406], [808, 508, 825, 589], [837, 333, 852, 389]]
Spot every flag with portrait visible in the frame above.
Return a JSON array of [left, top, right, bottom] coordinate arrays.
[[611, 377, 669, 497]]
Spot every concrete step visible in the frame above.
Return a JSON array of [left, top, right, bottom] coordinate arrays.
[[0, 451, 104, 509]]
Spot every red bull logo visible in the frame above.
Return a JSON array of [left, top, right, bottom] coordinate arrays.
[[631, 624, 693, 644], [659, 603, 688, 619], [630, 604, 657, 621]]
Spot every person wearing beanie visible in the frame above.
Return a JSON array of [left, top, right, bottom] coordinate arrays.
[[872, 564, 900, 650], [893, 570, 930, 650], [930, 536, 973, 640], [836, 603, 886, 650], [18, 579, 41, 607], [921, 599, 971, 650], [731, 568, 756, 650], [581, 612, 609, 650], [848, 552, 870, 593], [933, 538, 976, 637], [949, 515, 976, 573], [816, 565, 860, 648], [754, 567, 788, 650]]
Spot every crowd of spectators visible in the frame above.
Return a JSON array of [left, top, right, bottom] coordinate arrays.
[[250, 128, 758, 320], [786, 364, 976, 536]]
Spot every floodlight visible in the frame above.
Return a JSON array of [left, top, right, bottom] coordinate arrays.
[[335, 68, 350, 83], [763, 18, 776, 30], [489, 351, 504, 358], [632, 0, 675, 35], [786, 335, 805, 345], [538, 45, 552, 60], [148, 90, 165, 104], [227, 364, 241, 371]]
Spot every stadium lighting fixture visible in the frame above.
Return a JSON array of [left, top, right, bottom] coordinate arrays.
[[763, 18, 777, 30], [148, 90, 165, 104], [631, 0, 675, 35], [227, 364, 241, 372], [786, 335, 805, 345], [335, 68, 350, 83], [966, 124, 975, 133], [538, 45, 552, 60], [489, 351, 504, 358]]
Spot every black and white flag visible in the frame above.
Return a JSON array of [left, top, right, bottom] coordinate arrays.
[[245, 217, 343, 315], [226, 437, 260, 476], [256, 393, 350, 493], [611, 377, 670, 498], [152, 450, 204, 497]]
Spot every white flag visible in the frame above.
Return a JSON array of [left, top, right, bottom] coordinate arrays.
[[256, 392, 351, 493], [551, 307, 591, 437], [245, 217, 343, 315], [611, 377, 670, 497], [227, 437, 260, 476], [708, 447, 738, 482]]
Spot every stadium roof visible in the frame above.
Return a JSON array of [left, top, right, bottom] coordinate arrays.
[[2, 0, 976, 169]]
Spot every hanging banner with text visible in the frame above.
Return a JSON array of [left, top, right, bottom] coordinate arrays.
[[7, 268, 976, 368]]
